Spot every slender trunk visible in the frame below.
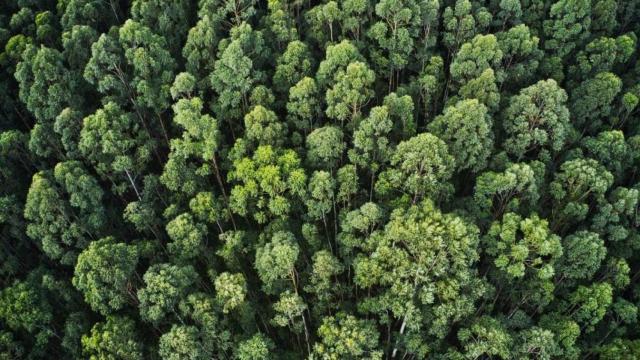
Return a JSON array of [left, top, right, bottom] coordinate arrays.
[[369, 171, 375, 201], [391, 268, 421, 358], [124, 169, 142, 201], [212, 156, 237, 230], [156, 111, 171, 146], [301, 311, 312, 355]]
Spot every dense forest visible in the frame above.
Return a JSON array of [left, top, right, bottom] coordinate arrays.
[[1, 0, 640, 358]]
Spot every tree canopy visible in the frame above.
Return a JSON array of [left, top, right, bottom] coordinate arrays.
[[2, 0, 640, 359]]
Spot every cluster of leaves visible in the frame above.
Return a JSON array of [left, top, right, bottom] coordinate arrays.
[[1, 0, 640, 359]]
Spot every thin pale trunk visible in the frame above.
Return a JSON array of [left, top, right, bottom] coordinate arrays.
[[391, 268, 420, 358], [301, 311, 312, 355], [124, 169, 142, 201]]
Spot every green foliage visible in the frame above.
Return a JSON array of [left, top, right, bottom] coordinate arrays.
[[138, 264, 198, 324], [311, 313, 382, 359], [502, 79, 571, 161], [73, 237, 138, 315], [228, 145, 306, 223], [570, 72, 622, 132], [306, 126, 345, 170], [550, 158, 614, 230], [158, 325, 208, 360], [166, 213, 207, 262], [235, 334, 273, 360], [80, 101, 154, 195], [255, 231, 299, 292], [3, 1, 640, 358], [81, 316, 143, 360], [24, 162, 105, 265], [557, 231, 606, 281], [354, 199, 484, 354], [214, 272, 246, 313], [376, 132, 454, 202], [131, 0, 191, 54], [473, 162, 540, 221], [484, 212, 562, 281], [325, 61, 375, 126], [428, 99, 493, 172]]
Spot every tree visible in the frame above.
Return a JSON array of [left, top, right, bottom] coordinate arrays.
[[54, 107, 83, 159], [161, 95, 230, 214], [0, 278, 53, 353], [183, 16, 219, 89], [543, 0, 591, 59], [502, 79, 571, 161], [59, 0, 116, 32], [453, 316, 512, 359], [24, 161, 105, 265], [316, 40, 363, 88], [228, 145, 307, 223], [177, 292, 231, 355], [158, 325, 209, 360], [563, 283, 613, 332], [15, 44, 72, 123], [366, 0, 423, 89], [582, 130, 631, 177], [354, 199, 484, 356], [550, 158, 614, 231], [428, 99, 493, 172], [305, 250, 344, 313], [568, 35, 636, 83], [73, 237, 138, 315], [83, 20, 175, 142], [137, 264, 198, 324], [306, 126, 345, 170], [14, 44, 77, 158], [62, 25, 99, 77], [118, 19, 176, 112], [255, 231, 300, 293], [81, 316, 143, 360], [203, 0, 257, 27], [484, 213, 562, 282], [210, 23, 267, 124], [265, 0, 298, 49], [130, 0, 191, 55], [590, 186, 640, 257], [449, 34, 503, 89], [442, 0, 491, 55], [273, 41, 313, 95], [79, 101, 154, 197], [235, 334, 273, 360], [456, 68, 500, 111], [271, 290, 308, 335], [414, 55, 444, 121], [570, 72, 622, 133], [244, 105, 287, 147], [598, 339, 640, 359], [496, 24, 543, 88], [348, 106, 393, 178], [286, 77, 321, 138], [556, 231, 606, 281], [214, 272, 246, 313], [325, 61, 375, 127], [166, 213, 207, 262], [306, 170, 336, 239], [311, 314, 382, 359], [473, 162, 540, 221], [375, 132, 454, 203], [383, 92, 416, 139]]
